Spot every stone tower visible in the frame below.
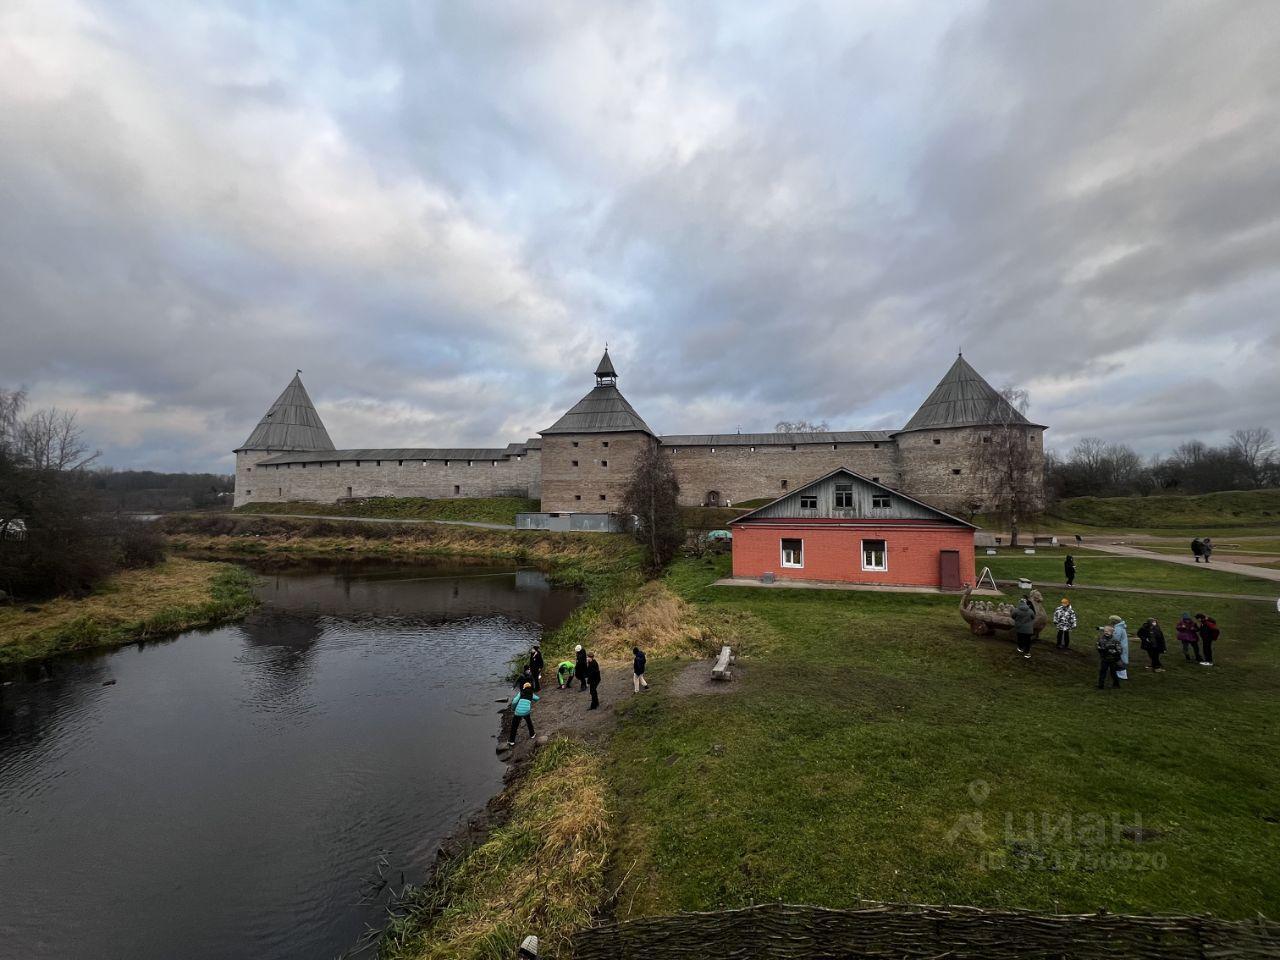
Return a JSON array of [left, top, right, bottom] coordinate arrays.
[[894, 354, 1046, 513], [538, 349, 656, 512], [233, 372, 335, 507]]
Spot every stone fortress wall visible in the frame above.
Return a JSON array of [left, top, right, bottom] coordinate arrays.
[[233, 354, 1046, 515]]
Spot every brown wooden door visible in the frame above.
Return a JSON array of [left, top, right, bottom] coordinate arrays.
[[939, 550, 961, 589]]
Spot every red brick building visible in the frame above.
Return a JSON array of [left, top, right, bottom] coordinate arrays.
[[728, 468, 976, 590]]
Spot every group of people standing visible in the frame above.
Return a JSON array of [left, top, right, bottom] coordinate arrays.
[[505, 641, 651, 748], [1190, 538, 1215, 563], [1022, 596, 1222, 688]]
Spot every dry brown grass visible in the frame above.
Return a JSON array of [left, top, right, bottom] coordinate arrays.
[[0, 558, 256, 664], [382, 738, 611, 960]]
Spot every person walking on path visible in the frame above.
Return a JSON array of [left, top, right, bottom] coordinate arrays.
[[586, 654, 602, 710], [1202, 538, 1214, 563], [1175, 612, 1201, 663], [1012, 597, 1036, 659], [1191, 537, 1204, 562], [575, 644, 588, 691], [1196, 613, 1220, 666], [1138, 618, 1167, 672], [632, 645, 649, 693], [1064, 554, 1076, 587], [1096, 625, 1123, 689], [556, 659, 575, 690], [1053, 598, 1077, 650], [1108, 615, 1130, 680], [507, 683, 539, 747], [527, 644, 544, 692]]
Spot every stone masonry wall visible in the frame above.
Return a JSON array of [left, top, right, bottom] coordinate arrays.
[[896, 425, 1046, 513], [235, 448, 541, 507], [664, 441, 902, 507], [539, 431, 656, 513]]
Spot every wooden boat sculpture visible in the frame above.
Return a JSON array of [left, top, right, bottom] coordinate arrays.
[[960, 586, 1048, 638]]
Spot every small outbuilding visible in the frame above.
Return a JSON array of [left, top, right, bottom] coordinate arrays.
[[728, 468, 976, 590]]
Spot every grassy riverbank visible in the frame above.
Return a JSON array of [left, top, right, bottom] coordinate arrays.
[[235, 496, 540, 526], [0, 559, 257, 665]]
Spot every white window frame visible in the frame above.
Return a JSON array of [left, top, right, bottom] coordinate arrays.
[[834, 483, 854, 508], [861, 539, 888, 572], [780, 538, 804, 568]]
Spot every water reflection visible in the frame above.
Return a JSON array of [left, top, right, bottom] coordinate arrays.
[[0, 561, 579, 960]]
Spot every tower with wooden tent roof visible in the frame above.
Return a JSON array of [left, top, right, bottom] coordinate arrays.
[[233, 372, 335, 507], [537, 348, 657, 513], [892, 353, 1047, 513]]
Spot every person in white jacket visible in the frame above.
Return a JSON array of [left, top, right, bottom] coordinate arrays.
[[1053, 598, 1078, 650]]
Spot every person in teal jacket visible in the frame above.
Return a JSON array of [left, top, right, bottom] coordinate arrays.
[[1108, 615, 1130, 680], [507, 683, 539, 747]]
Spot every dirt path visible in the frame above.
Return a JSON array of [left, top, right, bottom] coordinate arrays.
[[994, 578, 1276, 603], [496, 660, 639, 759], [1080, 542, 1280, 583]]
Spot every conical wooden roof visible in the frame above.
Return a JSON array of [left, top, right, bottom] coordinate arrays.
[[542, 352, 653, 435], [898, 356, 1039, 433], [237, 373, 335, 451]]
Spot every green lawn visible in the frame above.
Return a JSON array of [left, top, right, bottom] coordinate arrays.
[[980, 550, 1276, 595], [1047, 489, 1280, 531], [235, 496, 539, 526], [603, 555, 1280, 920]]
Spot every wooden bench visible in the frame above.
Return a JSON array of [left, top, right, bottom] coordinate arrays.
[[712, 645, 734, 681]]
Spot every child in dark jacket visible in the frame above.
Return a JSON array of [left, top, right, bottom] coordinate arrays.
[[1137, 618, 1166, 672], [632, 645, 649, 693], [1195, 613, 1220, 666]]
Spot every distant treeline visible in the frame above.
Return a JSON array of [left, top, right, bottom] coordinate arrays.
[[88, 469, 234, 512], [1047, 428, 1277, 500]]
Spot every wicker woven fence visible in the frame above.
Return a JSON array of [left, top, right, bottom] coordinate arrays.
[[568, 901, 1280, 959]]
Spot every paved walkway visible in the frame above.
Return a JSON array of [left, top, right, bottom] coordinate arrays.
[[245, 512, 515, 530], [996, 579, 1276, 603], [1079, 541, 1280, 583]]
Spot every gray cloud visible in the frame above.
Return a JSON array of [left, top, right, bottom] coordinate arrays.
[[1, 0, 1277, 471]]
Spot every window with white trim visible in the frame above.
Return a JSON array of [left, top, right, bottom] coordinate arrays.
[[862, 539, 887, 571], [781, 538, 804, 568], [834, 483, 854, 508]]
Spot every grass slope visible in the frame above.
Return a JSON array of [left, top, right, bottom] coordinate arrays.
[[1048, 489, 1280, 531], [979, 549, 1277, 596], [236, 496, 540, 526], [604, 554, 1280, 920], [0, 559, 257, 664]]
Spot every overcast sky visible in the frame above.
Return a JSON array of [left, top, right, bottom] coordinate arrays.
[[2, 1, 1278, 472]]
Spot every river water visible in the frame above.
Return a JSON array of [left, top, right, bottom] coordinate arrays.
[[0, 562, 579, 960]]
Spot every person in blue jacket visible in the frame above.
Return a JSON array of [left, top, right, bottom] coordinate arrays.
[[507, 682, 539, 747]]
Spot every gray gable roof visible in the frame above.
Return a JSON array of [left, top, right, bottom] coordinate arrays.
[[730, 467, 976, 527], [898, 355, 1042, 433], [237, 374, 336, 452], [541, 383, 655, 436]]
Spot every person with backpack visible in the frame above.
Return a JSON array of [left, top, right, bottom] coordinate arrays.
[[1137, 617, 1167, 672], [1053, 597, 1077, 650], [575, 644, 588, 691], [586, 654, 602, 710], [1195, 613, 1220, 666], [632, 645, 649, 693], [507, 682, 539, 748], [1191, 538, 1204, 562], [527, 644, 544, 692], [1012, 596, 1036, 659], [1096, 625, 1123, 689], [1175, 612, 1200, 663], [556, 659, 575, 690], [1108, 615, 1130, 679], [1064, 555, 1076, 587]]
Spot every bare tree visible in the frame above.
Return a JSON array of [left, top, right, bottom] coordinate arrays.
[[622, 442, 685, 575], [974, 386, 1040, 547], [774, 419, 830, 433], [0, 388, 25, 453], [1230, 427, 1275, 487], [17, 407, 100, 472]]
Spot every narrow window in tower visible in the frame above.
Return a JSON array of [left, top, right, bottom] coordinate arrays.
[[952, 468, 962, 475], [832, 444, 837, 450], [933, 438, 941, 445], [873, 443, 880, 449], [599, 493, 607, 501], [572, 441, 579, 447], [467, 460, 473, 467], [491, 460, 497, 466], [602, 441, 609, 448], [572, 460, 579, 467], [601, 460, 608, 467], [453, 485, 460, 495], [575, 494, 582, 501], [982, 435, 992, 444]]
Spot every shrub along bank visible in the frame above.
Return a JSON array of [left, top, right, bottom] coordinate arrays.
[[0, 559, 257, 665]]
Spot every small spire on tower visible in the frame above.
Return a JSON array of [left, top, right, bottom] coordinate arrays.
[[594, 347, 618, 386]]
